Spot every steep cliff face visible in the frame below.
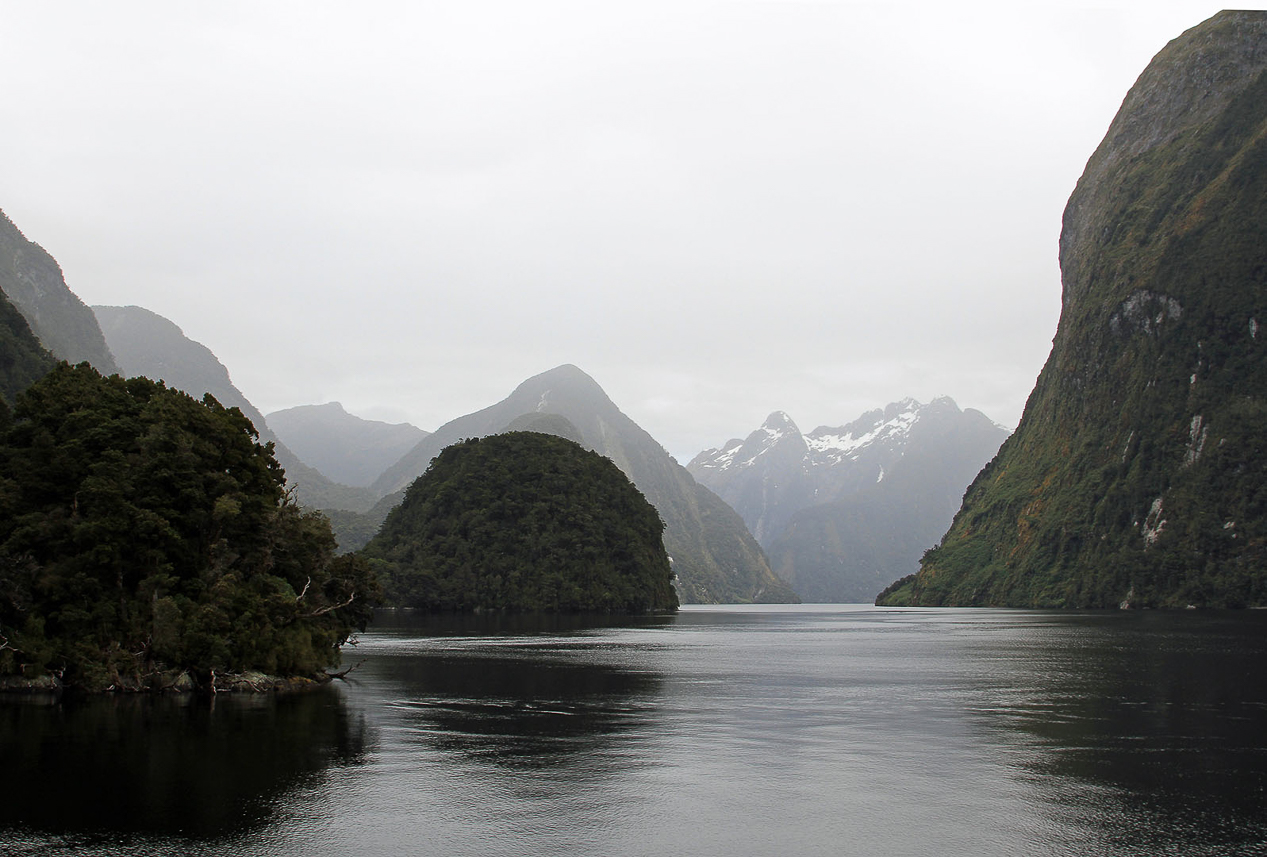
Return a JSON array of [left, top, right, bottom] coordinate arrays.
[[0, 210, 118, 374], [880, 12, 1267, 608]]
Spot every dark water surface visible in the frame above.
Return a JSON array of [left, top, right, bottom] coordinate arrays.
[[2, 605, 1266, 856]]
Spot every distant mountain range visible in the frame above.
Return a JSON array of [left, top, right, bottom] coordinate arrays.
[[266, 402, 429, 488], [688, 398, 1008, 602], [0, 204, 999, 606], [92, 305, 377, 513], [362, 364, 798, 604]]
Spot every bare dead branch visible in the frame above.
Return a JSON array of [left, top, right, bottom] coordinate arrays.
[[298, 591, 356, 619], [325, 658, 366, 680]]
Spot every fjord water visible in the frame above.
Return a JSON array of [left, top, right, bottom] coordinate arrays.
[[3, 606, 1266, 856]]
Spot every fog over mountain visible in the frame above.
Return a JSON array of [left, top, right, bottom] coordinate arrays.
[[93, 304, 377, 513], [0, 210, 117, 376], [0, 3, 1226, 464], [365, 364, 797, 604], [266, 402, 428, 488]]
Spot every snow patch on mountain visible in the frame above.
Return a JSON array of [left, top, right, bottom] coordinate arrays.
[[804, 400, 922, 467]]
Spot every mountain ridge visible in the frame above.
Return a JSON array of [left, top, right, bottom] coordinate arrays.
[[0, 209, 119, 375], [93, 304, 378, 514], [880, 11, 1267, 608], [266, 401, 428, 488], [365, 364, 797, 604], [690, 397, 1008, 602]]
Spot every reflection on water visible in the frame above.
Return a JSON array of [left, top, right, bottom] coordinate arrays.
[[960, 610, 1267, 854], [0, 685, 367, 845], [367, 628, 663, 770], [0, 606, 1265, 856], [367, 613, 667, 769]]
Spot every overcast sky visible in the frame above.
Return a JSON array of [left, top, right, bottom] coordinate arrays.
[[0, 1, 1240, 461]]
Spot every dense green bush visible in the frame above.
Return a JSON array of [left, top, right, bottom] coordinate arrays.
[[0, 363, 378, 690], [363, 432, 678, 613]]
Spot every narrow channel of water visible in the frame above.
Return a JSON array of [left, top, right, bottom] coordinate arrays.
[[2, 605, 1265, 856]]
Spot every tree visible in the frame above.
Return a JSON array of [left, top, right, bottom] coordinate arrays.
[[363, 432, 679, 613], [0, 363, 378, 691]]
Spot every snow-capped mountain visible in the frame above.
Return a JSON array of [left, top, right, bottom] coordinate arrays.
[[687, 397, 1009, 602]]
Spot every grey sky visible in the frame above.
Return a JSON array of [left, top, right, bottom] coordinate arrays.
[[0, 1, 1236, 462]]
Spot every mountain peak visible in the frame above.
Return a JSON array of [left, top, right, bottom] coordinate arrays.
[[760, 410, 801, 439], [366, 365, 795, 604], [688, 397, 1010, 601]]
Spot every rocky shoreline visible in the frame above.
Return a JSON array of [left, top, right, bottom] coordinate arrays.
[[0, 670, 332, 694]]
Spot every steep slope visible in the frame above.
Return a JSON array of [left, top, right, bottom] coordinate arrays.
[[688, 410, 816, 545], [369, 364, 796, 604], [0, 210, 118, 374], [266, 402, 428, 488], [0, 288, 56, 406], [880, 12, 1267, 608], [690, 398, 1008, 601], [769, 402, 1008, 602], [93, 305, 376, 514]]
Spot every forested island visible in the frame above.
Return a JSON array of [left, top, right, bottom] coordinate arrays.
[[0, 363, 377, 692], [0, 364, 677, 691], [363, 432, 679, 614]]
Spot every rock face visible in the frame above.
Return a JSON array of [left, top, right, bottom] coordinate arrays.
[[689, 398, 1008, 602], [93, 305, 376, 514], [266, 402, 428, 488], [0, 210, 118, 375], [370, 364, 797, 604], [879, 12, 1267, 608]]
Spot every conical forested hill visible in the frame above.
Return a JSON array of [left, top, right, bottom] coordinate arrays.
[[880, 11, 1267, 608], [368, 364, 797, 604], [363, 432, 679, 613]]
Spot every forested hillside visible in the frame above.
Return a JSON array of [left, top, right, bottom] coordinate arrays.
[[0, 364, 377, 691], [880, 12, 1267, 608], [362, 432, 678, 613]]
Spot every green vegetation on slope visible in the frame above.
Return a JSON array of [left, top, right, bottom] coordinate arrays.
[[0, 210, 119, 374], [880, 12, 1267, 608], [0, 288, 55, 406], [366, 365, 795, 603], [0, 363, 378, 691], [362, 432, 679, 613]]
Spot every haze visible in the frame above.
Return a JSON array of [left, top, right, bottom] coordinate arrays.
[[0, 1, 1233, 461]]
